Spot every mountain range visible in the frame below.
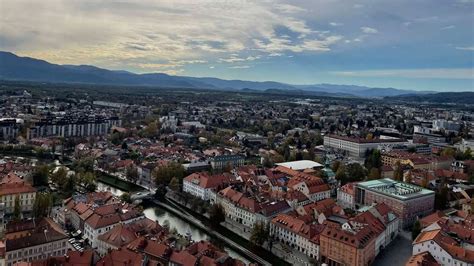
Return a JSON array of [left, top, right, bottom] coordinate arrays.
[[0, 51, 448, 98]]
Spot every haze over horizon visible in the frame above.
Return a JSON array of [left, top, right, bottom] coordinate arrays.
[[1, 0, 473, 92]]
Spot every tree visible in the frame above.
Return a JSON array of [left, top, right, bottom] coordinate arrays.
[[412, 220, 421, 240], [32, 164, 49, 186], [208, 204, 226, 228], [440, 148, 456, 157], [33, 193, 53, 218], [393, 161, 404, 181], [435, 184, 449, 210], [126, 166, 139, 182], [77, 172, 97, 192], [250, 221, 269, 247], [368, 168, 381, 180], [169, 177, 180, 191], [120, 192, 132, 203], [13, 195, 21, 220], [50, 167, 68, 188], [365, 150, 382, 171], [332, 160, 342, 172], [153, 162, 185, 186], [347, 163, 367, 182], [335, 165, 347, 185]]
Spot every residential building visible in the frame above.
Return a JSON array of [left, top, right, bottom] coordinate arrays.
[[0, 119, 20, 141], [337, 182, 356, 210], [27, 115, 121, 139], [4, 218, 68, 266], [0, 172, 36, 220], [182, 172, 234, 202], [412, 229, 474, 266]]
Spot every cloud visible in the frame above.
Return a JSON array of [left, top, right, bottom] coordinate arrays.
[[228, 65, 251, 69], [329, 22, 343, 26], [360, 27, 378, 34], [441, 25, 455, 30], [0, 0, 344, 73], [456, 46, 474, 51], [331, 68, 474, 79]]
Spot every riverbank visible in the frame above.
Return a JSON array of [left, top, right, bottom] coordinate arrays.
[[96, 171, 145, 192], [160, 195, 292, 266]]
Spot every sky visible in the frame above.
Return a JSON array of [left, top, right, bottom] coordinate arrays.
[[0, 0, 473, 91]]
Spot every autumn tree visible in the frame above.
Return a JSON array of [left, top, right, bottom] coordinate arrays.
[[368, 168, 381, 180], [393, 161, 404, 181], [250, 221, 269, 247]]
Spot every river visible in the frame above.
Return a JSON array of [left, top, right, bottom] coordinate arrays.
[[96, 181, 251, 265]]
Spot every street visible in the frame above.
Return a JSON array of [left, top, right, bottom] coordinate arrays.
[[373, 230, 413, 266]]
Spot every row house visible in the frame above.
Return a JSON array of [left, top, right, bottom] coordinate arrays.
[[3, 218, 68, 266], [270, 214, 323, 259], [182, 172, 235, 202], [0, 172, 36, 220]]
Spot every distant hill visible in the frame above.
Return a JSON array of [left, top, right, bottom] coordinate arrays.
[[386, 92, 474, 104], [0, 51, 452, 98]]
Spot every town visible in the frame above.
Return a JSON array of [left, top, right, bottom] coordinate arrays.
[[0, 84, 472, 266]]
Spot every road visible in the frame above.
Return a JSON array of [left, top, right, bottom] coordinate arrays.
[[373, 230, 413, 266]]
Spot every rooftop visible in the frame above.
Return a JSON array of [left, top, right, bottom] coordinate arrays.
[[357, 178, 434, 201], [276, 160, 323, 171]]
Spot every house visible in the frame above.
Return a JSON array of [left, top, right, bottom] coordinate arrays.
[[182, 172, 234, 202]]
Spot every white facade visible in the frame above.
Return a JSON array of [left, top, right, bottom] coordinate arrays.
[[413, 241, 471, 266], [337, 189, 354, 210], [324, 135, 407, 158], [5, 239, 68, 266], [270, 223, 319, 259], [84, 216, 143, 248], [183, 179, 210, 201]]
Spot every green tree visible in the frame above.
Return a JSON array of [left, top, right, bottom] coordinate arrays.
[[13, 195, 21, 220], [347, 163, 367, 182], [435, 184, 449, 210], [335, 165, 347, 185], [33, 193, 53, 218], [208, 204, 226, 228], [50, 167, 68, 188], [32, 164, 49, 186], [169, 177, 180, 191], [365, 149, 382, 171], [250, 221, 269, 247], [77, 172, 97, 192], [412, 220, 422, 240], [120, 192, 132, 203]]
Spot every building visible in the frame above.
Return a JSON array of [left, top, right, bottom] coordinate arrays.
[[323, 135, 407, 158], [0, 119, 20, 141], [355, 179, 435, 227], [83, 203, 144, 248], [18, 250, 94, 266], [337, 182, 356, 210], [210, 154, 245, 170], [275, 160, 323, 171], [412, 229, 474, 266], [0, 172, 36, 220], [320, 220, 378, 266], [270, 214, 322, 260], [27, 115, 121, 139], [4, 218, 68, 266], [182, 172, 234, 202]]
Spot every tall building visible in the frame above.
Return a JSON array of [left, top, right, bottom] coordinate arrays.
[[27, 115, 121, 139], [323, 135, 407, 158], [354, 178, 435, 227]]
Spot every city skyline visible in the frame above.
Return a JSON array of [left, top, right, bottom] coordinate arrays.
[[1, 0, 473, 91]]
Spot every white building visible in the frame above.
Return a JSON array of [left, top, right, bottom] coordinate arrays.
[[182, 173, 232, 202], [412, 229, 474, 266], [337, 182, 356, 210], [324, 135, 407, 158], [270, 214, 320, 260]]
